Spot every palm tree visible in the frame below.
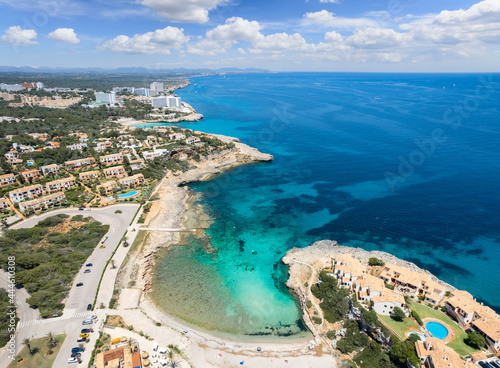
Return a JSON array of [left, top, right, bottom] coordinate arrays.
[[46, 332, 57, 349], [126, 337, 134, 353], [165, 344, 182, 368], [22, 338, 32, 355]]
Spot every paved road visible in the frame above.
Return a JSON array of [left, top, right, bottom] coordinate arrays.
[[0, 204, 139, 368]]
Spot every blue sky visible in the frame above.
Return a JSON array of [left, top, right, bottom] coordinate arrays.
[[0, 0, 499, 72]]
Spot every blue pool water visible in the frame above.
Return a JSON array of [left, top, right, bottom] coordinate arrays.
[[105, 191, 138, 201], [407, 331, 426, 341], [425, 321, 449, 340], [148, 73, 500, 337], [118, 191, 138, 198]]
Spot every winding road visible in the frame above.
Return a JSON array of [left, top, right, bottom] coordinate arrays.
[[0, 204, 140, 368]]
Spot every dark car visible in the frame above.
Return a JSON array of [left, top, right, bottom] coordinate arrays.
[[81, 328, 93, 334], [87, 304, 92, 311], [85, 263, 93, 267], [71, 347, 83, 353], [76, 282, 83, 287], [71, 352, 81, 358], [79, 207, 84, 211], [84, 269, 91, 273]]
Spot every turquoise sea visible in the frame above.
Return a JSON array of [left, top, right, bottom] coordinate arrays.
[[148, 73, 500, 337]]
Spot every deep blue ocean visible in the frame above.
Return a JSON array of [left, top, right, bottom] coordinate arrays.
[[149, 73, 500, 337]]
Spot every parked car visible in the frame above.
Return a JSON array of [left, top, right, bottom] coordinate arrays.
[[78, 207, 84, 211], [76, 282, 83, 287], [84, 269, 91, 273], [85, 263, 93, 267], [87, 304, 92, 311], [71, 352, 81, 358], [68, 357, 79, 363], [82, 319, 93, 325], [99, 245, 105, 248], [79, 333, 89, 338], [76, 337, 86, 342], [81, 328, 93, 334], [71, 347, 83, 353]]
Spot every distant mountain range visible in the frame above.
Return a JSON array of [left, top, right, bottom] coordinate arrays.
[[0, 66, 268, 74]]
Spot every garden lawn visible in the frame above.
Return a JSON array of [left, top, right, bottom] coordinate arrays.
[[409, 301, 478, 356], [8, 334, 65, 368], [378, 314, 419, 340]]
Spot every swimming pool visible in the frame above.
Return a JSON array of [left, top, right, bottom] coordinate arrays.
[[105, 191, 138, 201], [425, 321, 449, 340], [407, 331, 426, 341], [117, 191, 138, 198]]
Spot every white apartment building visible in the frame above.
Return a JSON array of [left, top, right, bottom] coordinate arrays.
[[95, 92, 117, 105], [150, 82, 164, 91]]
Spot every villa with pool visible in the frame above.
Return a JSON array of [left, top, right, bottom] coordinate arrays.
[[330, 253, 500, 358]]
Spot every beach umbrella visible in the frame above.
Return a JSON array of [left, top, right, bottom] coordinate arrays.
[[142, 358, 150, 366], [142, 352, 149, 359], [120, 336, 127, 342]]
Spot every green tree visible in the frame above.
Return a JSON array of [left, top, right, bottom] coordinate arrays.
[[165, 344, 182, 368], [46, 331, 57, 349], [393, 307, 405, 322], [464, 331, 486, 349], [390, 339, 420, 367], [22, 338, 32, 355], [368, 257, 385, 266]]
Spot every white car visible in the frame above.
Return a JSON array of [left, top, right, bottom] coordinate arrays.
[[68, 357, 79, 363]]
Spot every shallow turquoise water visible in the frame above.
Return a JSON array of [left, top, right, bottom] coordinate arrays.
[[149, 73, 500, 337]]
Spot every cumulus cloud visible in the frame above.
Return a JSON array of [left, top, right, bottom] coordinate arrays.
[[48, 28, 80, 44], [140, 0, 227, 23], [100, 27, 189, 54], [188, 17, 314, 55], [303, 10, 378, 29], [1, 26, 37, 46], [347, 27, 411, 49], [320, 0, 341, 3]]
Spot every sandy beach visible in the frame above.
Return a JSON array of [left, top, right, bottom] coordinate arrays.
[[112, 136, 338, 367]]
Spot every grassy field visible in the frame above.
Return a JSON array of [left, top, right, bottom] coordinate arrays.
[[8, 334, 65, 368], [378, 314, 419, 340], [408, 301, 478, 356]]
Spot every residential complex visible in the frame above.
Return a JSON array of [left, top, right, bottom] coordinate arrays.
[[9, 184, 45, 203], [79, 170, 101, 182], [19, 192, 66, 212], [45, 177, 77, 192], [446, 290, 500, 353], [103, 166, 127, 179], [100, 153, 123, 166], [119, 173, 144, 187], [65, 157, 96, 171], [0, 173, 16, 187], [41, 164, 60, 176]]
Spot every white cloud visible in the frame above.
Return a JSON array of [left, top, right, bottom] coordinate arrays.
[[48, 28, 80, 44], [347, 27, 411, 49], [188, 17, 315, 55], [140, 0, 227, 23], [252, 33, 311, 52], [434, 0, 500, 24], [320, 0, 341, 3], [303, 10, 378, 29], [1, 26, 37, 46], [100, 27, 189, 54]]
